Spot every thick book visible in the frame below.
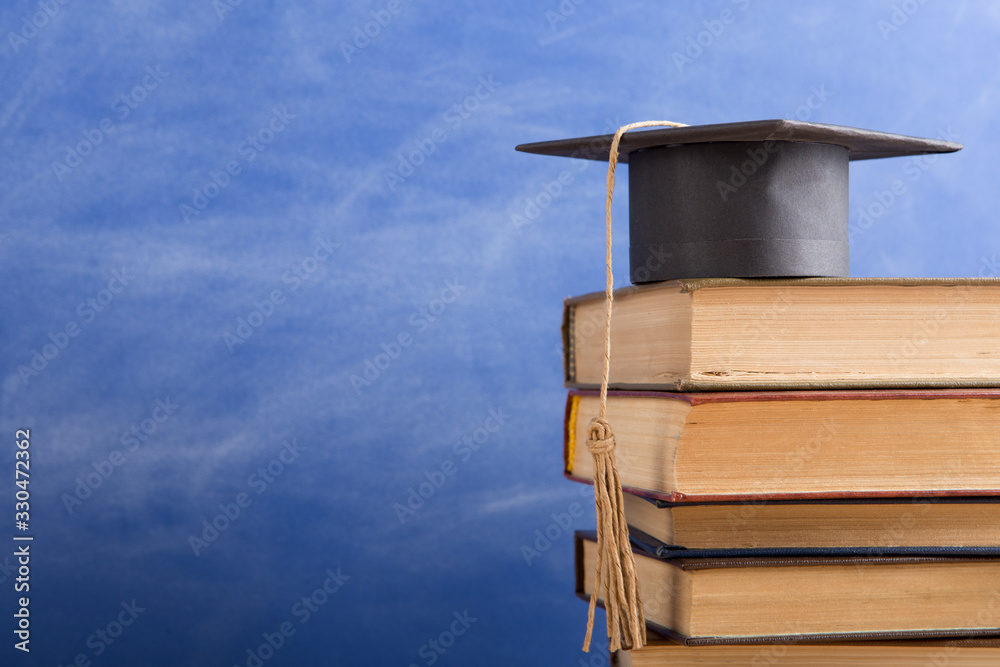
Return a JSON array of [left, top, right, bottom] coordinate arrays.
[[621, 492, 1000, 551], [612, 636, 1000, 666], [575, 531, 1000, 644], [565, 389, 1000, 501], [563, 278, 1000, 391]]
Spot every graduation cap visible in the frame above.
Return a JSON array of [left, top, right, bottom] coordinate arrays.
[[516, 120, 962, 283]]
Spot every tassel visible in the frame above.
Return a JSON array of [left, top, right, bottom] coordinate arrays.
[[582, 120, 688, 653], [582, 417, 646, 652]]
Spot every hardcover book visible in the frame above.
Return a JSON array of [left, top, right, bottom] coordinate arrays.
[[575, 531, 1000, 644], [563, 278, 1000, 391], [612, 635, 1000, 666], [620, 492, 1000, 551], [565, 389, 1000, 502]]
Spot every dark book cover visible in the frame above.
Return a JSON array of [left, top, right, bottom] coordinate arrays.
[[574, 531, 1000, 645], [626, 524, 1000, 559]]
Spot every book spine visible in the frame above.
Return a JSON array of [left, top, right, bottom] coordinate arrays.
[[562, 300, 575, 386], [564, 393, 579, 477]]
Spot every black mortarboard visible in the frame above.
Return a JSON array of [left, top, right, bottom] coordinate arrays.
[[516, 120, 962, 283]]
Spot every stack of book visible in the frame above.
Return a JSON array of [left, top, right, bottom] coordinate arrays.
[[562, 278, 1000, 664]]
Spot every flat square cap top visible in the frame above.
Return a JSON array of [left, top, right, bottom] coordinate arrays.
[[514, 119, 962, 163]]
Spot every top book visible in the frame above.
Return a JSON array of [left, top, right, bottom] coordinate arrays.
[[563, 278, 1000, 391]]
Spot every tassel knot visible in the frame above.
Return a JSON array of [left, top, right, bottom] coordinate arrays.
[[586, 418, 616, 455]]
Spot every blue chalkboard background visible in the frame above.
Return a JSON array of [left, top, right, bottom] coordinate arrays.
[[1, 1, 997, 665]]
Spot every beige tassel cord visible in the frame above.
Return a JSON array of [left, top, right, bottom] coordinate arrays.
[[583, 120, 689, 653]]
